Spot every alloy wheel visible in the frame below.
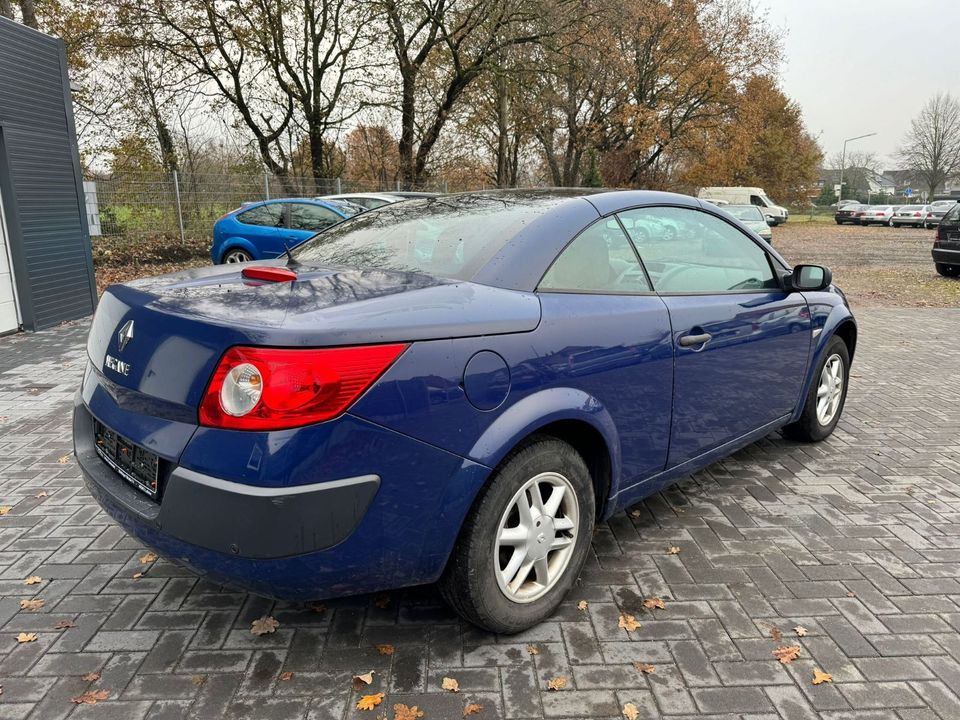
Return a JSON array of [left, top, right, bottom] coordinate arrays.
[[816, 353, 844, 426], [224, 250, 251, 263], [494, 471, 579, 604]]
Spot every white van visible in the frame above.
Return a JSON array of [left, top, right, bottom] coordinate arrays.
[[697, 187, 789, 225]]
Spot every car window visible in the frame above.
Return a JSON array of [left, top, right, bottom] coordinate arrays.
[[236, 203, 283, 227], [288, 203, 342, 231], [538, 219, 650, 293], [726, 206, 764, 222], [749, 195, 765, 207], [944, 203, 960, 222], [617, 207, 778, 294]]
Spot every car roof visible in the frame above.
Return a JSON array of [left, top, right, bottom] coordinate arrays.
[[235, 197, 349, 214], [323, 193, 402, 201]]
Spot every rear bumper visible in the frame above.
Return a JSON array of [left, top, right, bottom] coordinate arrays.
[[893, 217, 924, 225], [932, 247, 960, 265]]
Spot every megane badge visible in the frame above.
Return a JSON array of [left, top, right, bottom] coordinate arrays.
[[117, 320, 135, 351]]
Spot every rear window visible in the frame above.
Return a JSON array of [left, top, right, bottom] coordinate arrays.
[[291, 194, 564, 280], [944, 204, 960, 222]]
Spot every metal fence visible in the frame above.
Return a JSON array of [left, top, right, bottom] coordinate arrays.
[[83, 171, 456, 242]]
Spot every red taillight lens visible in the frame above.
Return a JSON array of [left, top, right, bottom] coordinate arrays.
[[915, 212, 922, 217], [199, 344, 407, 430]]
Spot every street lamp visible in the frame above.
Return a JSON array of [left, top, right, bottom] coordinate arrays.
[[837, 132, 877, 204]]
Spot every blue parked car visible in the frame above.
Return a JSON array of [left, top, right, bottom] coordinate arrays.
[[211, 197, 360, 264], [75, 190, 856, 632]]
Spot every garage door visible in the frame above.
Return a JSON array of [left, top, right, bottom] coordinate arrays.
[[0, 186, 21, 334]]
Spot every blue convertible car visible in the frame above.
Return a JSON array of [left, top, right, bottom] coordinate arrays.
[[75, 190, 856, 632]]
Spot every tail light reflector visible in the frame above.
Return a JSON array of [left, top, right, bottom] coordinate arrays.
[[199, 344, 408, 430]]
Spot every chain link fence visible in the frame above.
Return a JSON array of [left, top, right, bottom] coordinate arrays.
[[83, 171, 458, 243]]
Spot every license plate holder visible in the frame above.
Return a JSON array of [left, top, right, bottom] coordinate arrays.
[[93, 420, 160, 498]]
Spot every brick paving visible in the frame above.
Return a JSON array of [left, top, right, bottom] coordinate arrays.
[[0, 308, 958, 719]]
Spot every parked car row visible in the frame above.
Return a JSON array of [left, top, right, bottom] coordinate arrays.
[[835, 200, 958, 228]]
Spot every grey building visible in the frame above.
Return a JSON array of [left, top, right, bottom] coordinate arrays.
[[0, 17, 96, 332]]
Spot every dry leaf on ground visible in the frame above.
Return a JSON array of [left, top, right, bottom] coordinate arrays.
[[19, 599, 43, 611], [773, 645, 801, 664], [0, 507, 12, 515], [526, 644, 539, 655], [442, 676, 460, 692], [53, 620, 75, 630], [629, 509, 642, 518], [547, 677, 567, 691], [57, 455, 70, 464], [769, 627, 783, 643], [82, 671, 100, 682], [139, 551, 157, 564], [356, 693, 384, 711], [633, 662, 655, 674], [812, 668, 833, 685], [279, 671, 293, 681], [463, 703, 483, 716], [250, 616, 279, 636], [16, 632, 37, 643], [23, 576, 41, 585], [352, 671, 375, 690], [373, 594, 391, 609], [618, 614, 641, 632], [794, 625, 808, 637], [393, 704, 425, 720], [643, 597, 665, 610], [376, 644, 395, 656], [623, 703, 640, 720], [668, 546, 681, 554], [309, 602, 326, 615], [35, 491, 48, 499], [577, 600, 588, 610], [71, 689, 109, 705]]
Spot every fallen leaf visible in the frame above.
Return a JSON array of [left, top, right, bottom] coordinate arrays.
[[393, 703, 425, 720], [23, 576, 41, 585], [618, 614, 641, 632], [546, 677, 567, 691], [15, 632, 37, 643], [133, 572, 144, 579], [629, 509, 642, 518], [463, 703, 483, 716], [82, 671, 100, 682], [191, 675, 207, 686], [53, 620, 75, 630], [0, 507, 12, 515], [373, 594, 391, 609], [376, 644, 395, 656], [623, 703, 640, 720], [279, 671, 293, 681], [643, 597, 665, 610], [812, 668, 833, 685], [356, 693, 384, 711], [57, 455, 70, 464], [668, 546, 681, 554], [773, 645, 801, 664], [352, 671, 375, 690], [139, 551, 157, 564], [19, 598, 44, 611], [250, 616, 279, 636], [526, 645, 539, 655], [442, 676, 460, 692], [794, 625, 808, 637], [633, 662, 655, 674], [769, 626, 783, 643], [846, 591, 856, 598], [308, 602, 327, 615], [35, 491, 48, 499], [71, 689, 109, 705], [577, 600, 588, 611]]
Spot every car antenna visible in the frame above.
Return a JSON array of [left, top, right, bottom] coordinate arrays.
[[283, 241, 300, 268]]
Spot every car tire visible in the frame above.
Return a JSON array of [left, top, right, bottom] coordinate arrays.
[[782, 336, 850, 443], [222, 248, 253, 264], [835, 220, 842, 225], [439, 437, 595, 634], [892, 223, 900, 228], [887, 218, 894, 227], [935, 263, 960, 278]]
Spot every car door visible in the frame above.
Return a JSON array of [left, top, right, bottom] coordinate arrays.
[[618, 206, 811, 467], [284, 203, 344, 248], [536, 217, 674, 484]]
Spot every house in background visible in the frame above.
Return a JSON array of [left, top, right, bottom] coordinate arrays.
[[0, 17, 96, 332], [818, 167, 896, 202]]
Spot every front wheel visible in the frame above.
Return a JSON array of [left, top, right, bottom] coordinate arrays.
[[782, 336, 850, 442], [439, 437, 595, 633]]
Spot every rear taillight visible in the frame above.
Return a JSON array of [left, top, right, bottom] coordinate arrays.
[[934, 225, 941, 244], [199, 344, 407, 430], [914, 212, 922, 217]]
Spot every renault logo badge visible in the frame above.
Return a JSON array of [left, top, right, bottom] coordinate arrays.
[[117, 320, 135, 352]]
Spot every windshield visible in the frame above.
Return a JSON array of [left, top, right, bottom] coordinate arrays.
[[323, 199, 366, 217], [726, 205, 764, 222], [291, 193, 569, 280]]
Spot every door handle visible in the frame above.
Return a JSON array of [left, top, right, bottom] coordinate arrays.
[[678, 332, 712, 348]]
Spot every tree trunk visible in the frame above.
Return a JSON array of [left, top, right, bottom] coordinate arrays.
[[495, 71, 510, 187], [156, 119, 179, 174], [309, 122, 325, 181], [0, 0, 14, 20], [398, 71, 417, 189], [17, 0, 36, 27]]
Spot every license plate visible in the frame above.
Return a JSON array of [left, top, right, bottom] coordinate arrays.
[[93, 420, 160, 498]]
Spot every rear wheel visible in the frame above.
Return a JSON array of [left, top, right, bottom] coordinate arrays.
[[223, 248, 252, 264], [439, 437, 595, 634], [782, 336, 850, 443], [936, 263, 960, 278]]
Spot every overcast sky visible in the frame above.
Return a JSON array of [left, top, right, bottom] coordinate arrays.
[[764, 0, 958, 170]]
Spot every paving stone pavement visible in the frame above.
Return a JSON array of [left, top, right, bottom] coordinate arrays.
[[0, 308, 958, 720]]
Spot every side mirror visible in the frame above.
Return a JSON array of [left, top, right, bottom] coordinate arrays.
[[787, 264, 832, 292]]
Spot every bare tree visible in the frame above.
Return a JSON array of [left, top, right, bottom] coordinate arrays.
[[17, 0, 37, 27], [899, 92, 960, 198], [1, 0, 14, 20]]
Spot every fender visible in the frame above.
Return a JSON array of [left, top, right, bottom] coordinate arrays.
[[790, 300, 857, 423], [467, 386, 622, 505], [217, 237, 260, 263]]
